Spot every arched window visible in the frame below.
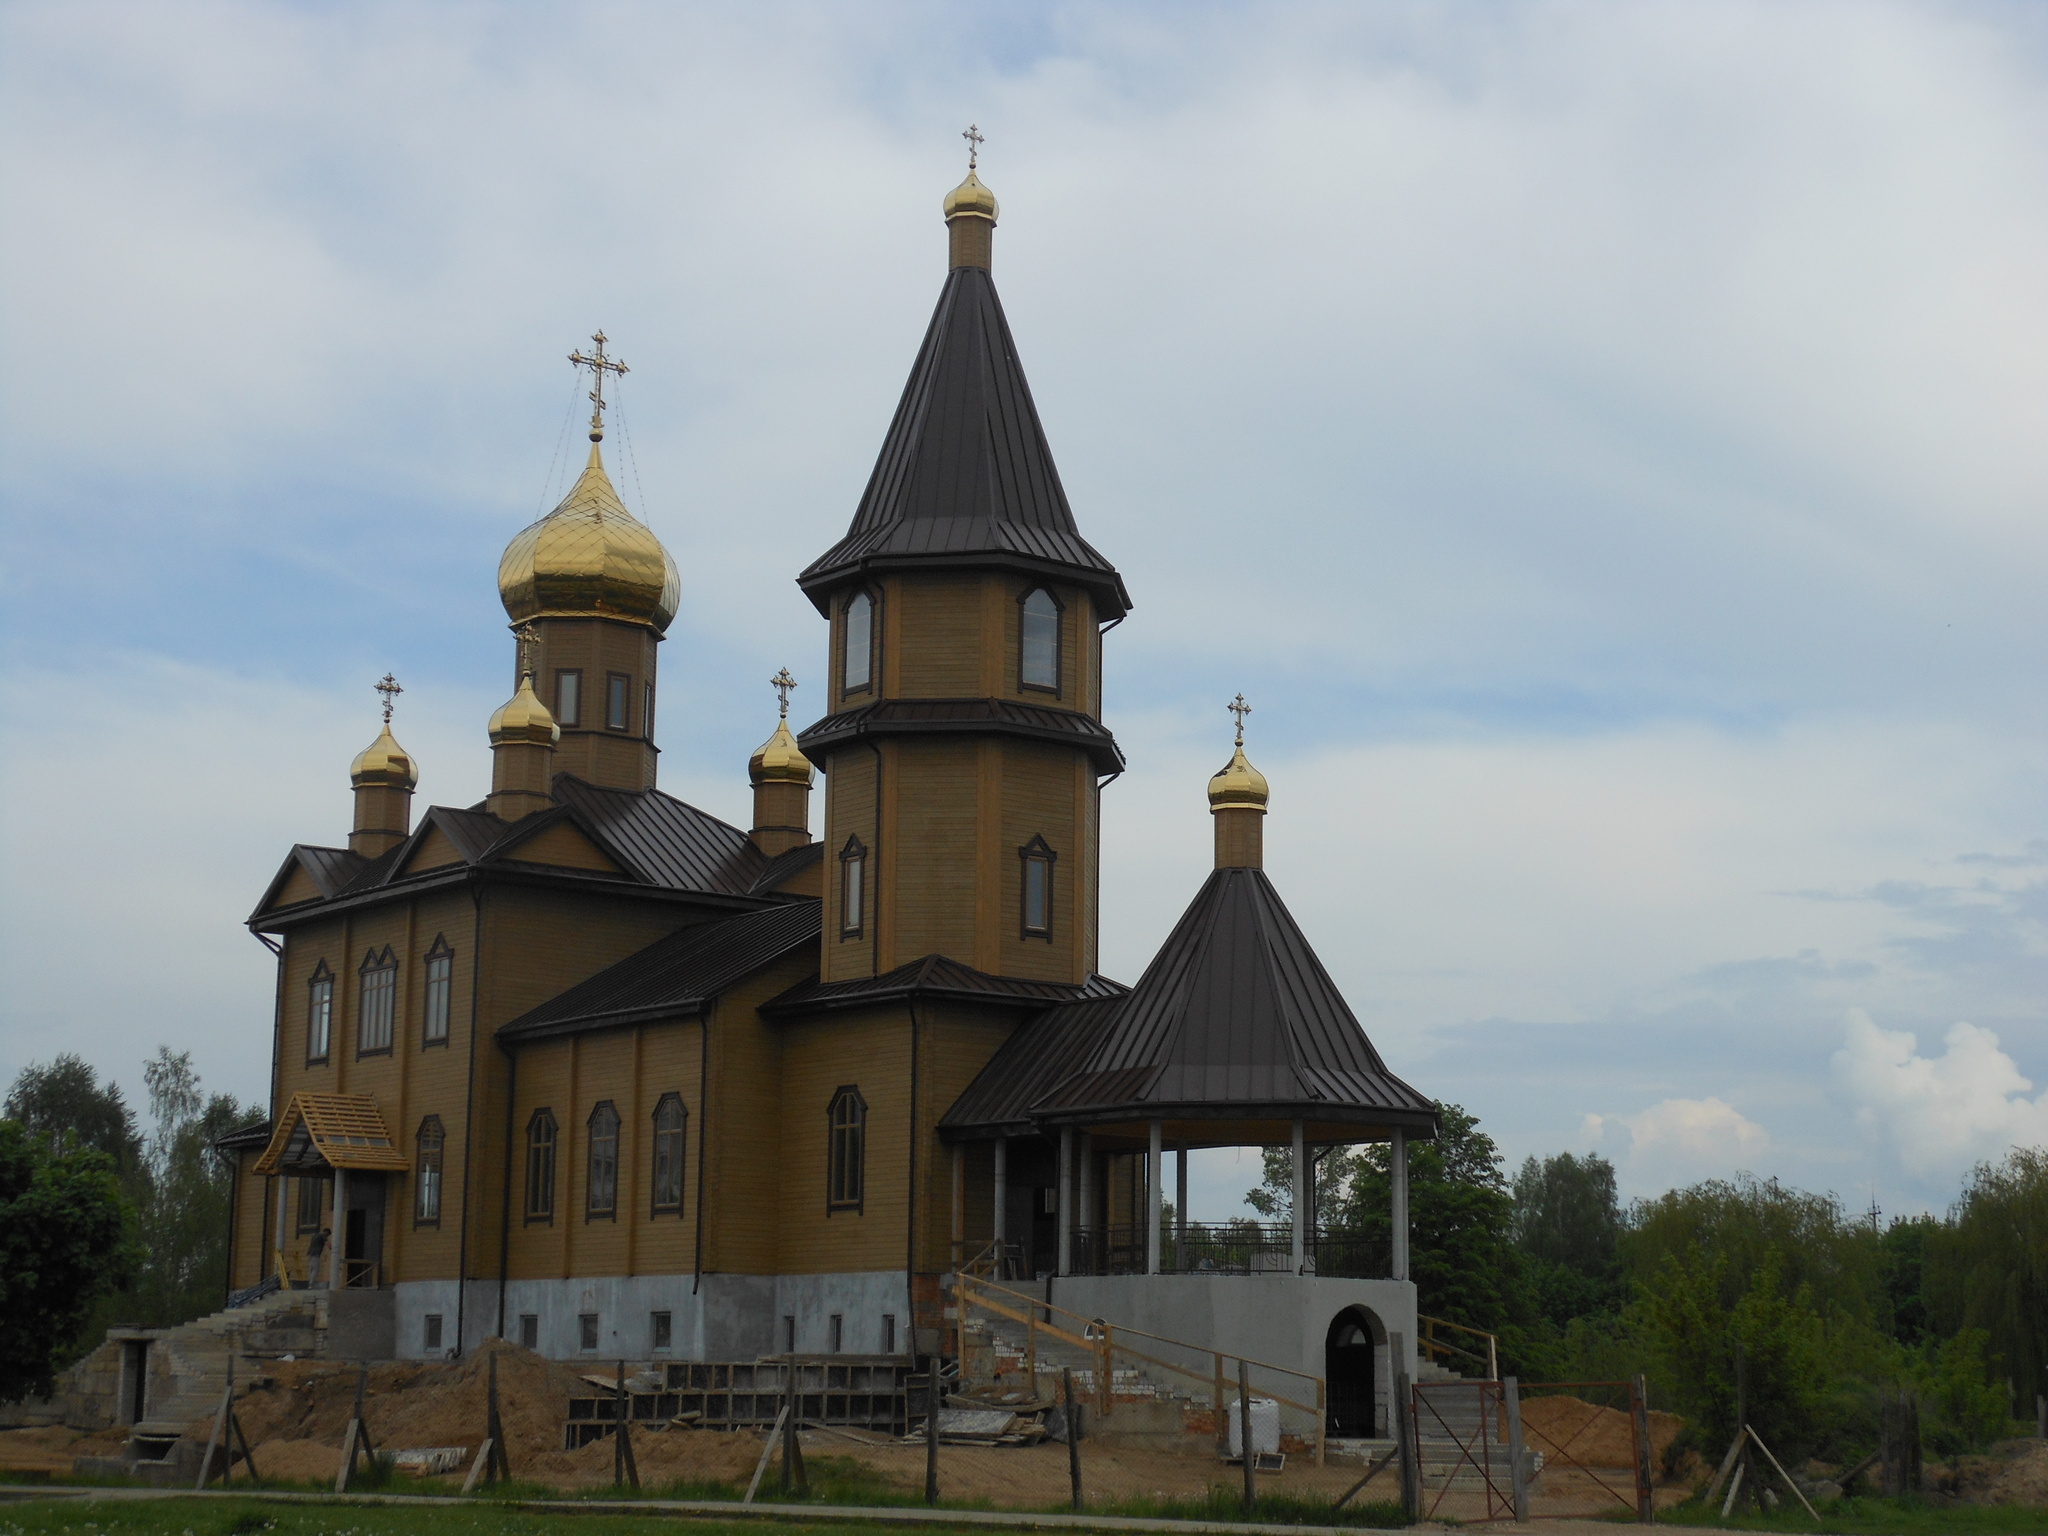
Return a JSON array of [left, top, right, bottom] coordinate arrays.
[[422, 935, 454, 1046], [827, 1086, 867, 1212], [586, 1102, 620, 1218], [1019, 587, 1061, 692], [357, 946, 397, 1055], [842, 591, 874, 694], [651, 1094, 687, 1214], [525, 1108, 557, 1223], [838, 835, 866, 938], [1019, 835, 1056, 939], [306, 962, 334, 1065], [415, 1115, 445, 1226]]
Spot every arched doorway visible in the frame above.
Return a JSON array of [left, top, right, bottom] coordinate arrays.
[[1325, 1305, 1386, 1438]]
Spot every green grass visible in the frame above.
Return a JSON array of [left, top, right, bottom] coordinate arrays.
[[1655, 1492, 2048, 1533], [0, 1498, 972, 1536]]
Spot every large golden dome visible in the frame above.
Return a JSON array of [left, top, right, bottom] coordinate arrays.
[[498, 445, 681, 632]]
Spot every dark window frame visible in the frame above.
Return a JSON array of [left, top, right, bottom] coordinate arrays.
[[585, 1100, 620, 1220], [296, 1173, 325, 1234], [1019, 835, 1057, 941], [519, 1314, 539, 1349], [524, 1108, 558, 1224], [1018, 586, 1064, 696], [837, 835, 866, 939], [605, 672, 631, 731], [840, 589, 878, 697], [306, 961, 334, 1065], [652, 1310, 673, 1352], [424, 1313, 444, 1352], [356, 945, 397, 1058], [826, 1084, 867, 1214], [421, 934, 454, 1048], [414, 1114, 445, 1227], [651, 1093, 686, 1215], [643, 680, 655, 741], [554, 668, 583, 728]]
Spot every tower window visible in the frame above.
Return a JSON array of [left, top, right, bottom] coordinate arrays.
[[422, 935, 453, 1046], [842, 591, 874, 694], [606, 672, 630, 730], [827, 1085, 866, 1212], [644, 681, 654, 740], [586, 1100, 620, 1219], [651, 1093, 686, 1214], [838, 835, 866, 938], [357, 946, 397, 1056], [525, 1108, 557, 1223], [306, 962, 333, 1065], [555, 670, 582, 727], [415, 1115, 444, 1226], [1019, 835, 1057, 939], [1020, 587, 1062, 693]]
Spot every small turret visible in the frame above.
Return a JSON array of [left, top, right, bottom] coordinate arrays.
[[944, 124, 998, 271], [1207, 693, 1268, 870], [487, 629, 559, 820], [749, 668, 814, 856], [349, 674, 418, 856]]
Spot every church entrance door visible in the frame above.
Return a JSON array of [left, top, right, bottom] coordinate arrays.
[[343, 1174, 387, 1287], [1325, 1305, 1386, 1437]]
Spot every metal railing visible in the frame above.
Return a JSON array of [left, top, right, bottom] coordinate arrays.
[[1419, 1313, 1498, 1382], [1064, 1222, 1393, 1278]]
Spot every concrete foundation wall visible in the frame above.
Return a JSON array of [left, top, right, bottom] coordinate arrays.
[[406, 1271, 915, 1363]]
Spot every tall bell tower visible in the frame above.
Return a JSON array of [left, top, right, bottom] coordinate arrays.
[[797, 138, 1131, 984]]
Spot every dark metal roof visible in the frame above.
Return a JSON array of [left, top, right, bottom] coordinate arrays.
[[797, 698, 1124, 775], [214, 1119, 273, 1152], [549, 779, 767, 895], [499, 902, 822, 1043], [799, 265, 1130, 620], [749, 840, 824, 895], [761, 953, 1087, 1018], [942, 868, 1438, 1137]]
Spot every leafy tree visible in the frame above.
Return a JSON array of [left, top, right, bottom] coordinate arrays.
[[1926, 1146, 2048, 1406], [4, 1054, 141, 1175], [1512, 1151, 1625, 1325], [0, 1120, 137, 1399], [1880, 1213, 1941, 1346], [119, 1048, 249, 1329]]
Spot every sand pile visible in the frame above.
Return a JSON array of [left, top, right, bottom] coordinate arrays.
[[0, 1426, 84, 1474], [1520, 1394, 1683, 1470], [248, 1438, 343, 1484], [520, 1423, 771, 1490], [1949, 1440, 2048, 1506]]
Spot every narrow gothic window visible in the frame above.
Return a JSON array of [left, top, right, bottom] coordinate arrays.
[[842, 591, 874, 693], [555, 670, 582, 727], [422, 936, 453, 1045], [838, 836, 866, 938], [643, 681, 654, 739], [415, 1115, 444, 1225], [306, 962, 333, 1064], [827, 1086, 866, 1211], [297, 1174, 325, 1233], [357, 947, 397, 1055], [525, 1109, 557, 1222], [606, 672, 630, 730], [651, 1094, 686, 1214], [1020, 588, 1061, 692], [586, 1102, 620, 1218], [1019, 835, 1056, 938]]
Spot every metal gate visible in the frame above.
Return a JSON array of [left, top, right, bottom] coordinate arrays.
[[1508, 1378, 1654, 1522], [1410, 1379, 1515, 1522]]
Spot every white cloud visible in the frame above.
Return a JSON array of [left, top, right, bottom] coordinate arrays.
[[1833, 1008, 2048, 1179], [1583, 1097, 1771, 1192]]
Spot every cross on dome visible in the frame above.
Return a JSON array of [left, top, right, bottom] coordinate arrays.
[[962, 123, 984, 171], [771, 667, 798, 719], [375, 673, 403, 725], [568, 331, 630, 444], [1227, 693, 1251, 747], [512, 624, 540, 679]]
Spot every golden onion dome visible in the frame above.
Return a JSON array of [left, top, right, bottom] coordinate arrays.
[[749, 717, 814, 787], [488, 672, 560, 747], [349, 723, 418, 789], [943, 169, 999, 223], [1207, 744, 1269, 813], [498, 445, 681, 633]]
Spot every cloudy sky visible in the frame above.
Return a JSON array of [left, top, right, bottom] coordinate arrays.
[[2, 0, 2044, 1222]]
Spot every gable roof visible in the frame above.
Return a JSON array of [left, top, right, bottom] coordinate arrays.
[[498, 902, 823, 1043], [252, 1092, 410, 1174], [798, 264, 1129, 619], [251, 844, 368, 917], [943, 867, 1437, 1138]]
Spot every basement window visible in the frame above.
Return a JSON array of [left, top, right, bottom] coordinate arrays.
[[423, 1314, 444, 1353], [519, 1315, 539, 1350], [579, 1314, 599, 1352], [652, 1311, 673, 1353], [881, 1314, 897, 1354], [829, 1314, 844, 1353]]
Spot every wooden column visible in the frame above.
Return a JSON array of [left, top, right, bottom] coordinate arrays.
[[329, 1168, 347, 1289], [1391, 1130, 1409, 1282], [1146, 1122, 1163, 1275], [273, 1177, 289, 1281]]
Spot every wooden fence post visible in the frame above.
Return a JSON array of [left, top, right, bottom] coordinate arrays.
[[1631, 1374, 1654, 1523], [1239, 1357, 1256, 1516], [1063, 1366, 1083, 1511], [924, 1369, 940, 1505]]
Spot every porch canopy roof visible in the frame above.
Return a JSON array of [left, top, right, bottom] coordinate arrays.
[[942, 867, 1439, 1148], [251, 1091, 410, 1175]]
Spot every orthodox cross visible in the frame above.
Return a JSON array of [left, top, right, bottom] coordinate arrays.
[[375, 673, 403, 725], [962, 123, 984, 172], [771, 667, 798, 719], [568, 331, 629, 442], [513, 624, 540, 680], [1227, 693, 1251, 747]]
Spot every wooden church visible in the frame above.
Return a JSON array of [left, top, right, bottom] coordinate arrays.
[[223, 152, 1440, 1380]]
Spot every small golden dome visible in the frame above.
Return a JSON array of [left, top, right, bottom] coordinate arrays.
[[749, 717, 814, 787], [943, 170, 999, 223], [1207, 744, 1269, 813], [498, 445, 681, 633], [350, 723, 418, 789], [488, 672, 560, 747]]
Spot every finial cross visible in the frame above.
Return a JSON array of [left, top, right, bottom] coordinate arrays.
[[771, 667, 798, 719], [568, 331, 630, 443], [375, 673, 403, 725], [1227, 693, 1251, 747], [513, 624, 540, 680], [962, 123, 984, 172]]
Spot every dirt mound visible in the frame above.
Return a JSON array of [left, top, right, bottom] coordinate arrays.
[[1950, 1439, 2048, 1506], [249, 1437, 343, 1485], [1521, 1394, 1683, 1470], [0, 1426, 83, 1474], [520, 1424, 769, 1490]]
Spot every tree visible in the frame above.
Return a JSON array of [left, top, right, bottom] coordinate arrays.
[[1926, 1146, 2048, 1407], [1512, 1151, 1625, 1325], [118, 1048, 250, 1329], [4, 1054, 141, 1175], [0, 1120, 137, 1399]]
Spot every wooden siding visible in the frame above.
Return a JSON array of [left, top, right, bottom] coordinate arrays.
[[507, 821, 624, 874]]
